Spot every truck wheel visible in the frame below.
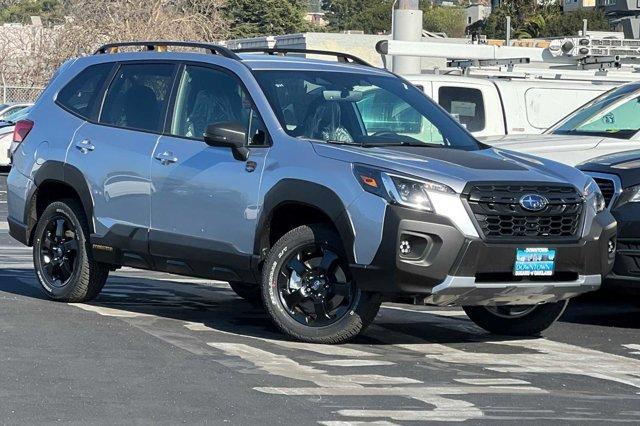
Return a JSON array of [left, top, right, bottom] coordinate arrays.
[[463, 300, 569, 336], [33, 199, 109, 302], [262, 224, 381, 344], [228, 281, 262, 304]]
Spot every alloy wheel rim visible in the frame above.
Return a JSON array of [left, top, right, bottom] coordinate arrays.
[[277, 243, 357, 327], [39, 215, 79, 288], [485, 305, 537, 319]]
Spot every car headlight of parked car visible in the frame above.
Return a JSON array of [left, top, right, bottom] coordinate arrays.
[[353, 165, 455, 212], [583, 178, 606, 213], [614, 184, 640, 206]]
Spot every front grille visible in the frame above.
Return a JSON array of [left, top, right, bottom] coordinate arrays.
[[464, 183, 584, 242], [592, 177, 615, 207]]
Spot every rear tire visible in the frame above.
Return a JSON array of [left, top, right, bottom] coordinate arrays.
[[228, 281, 262, 304], [33, 199, 109, 302], [262, 224, 381, 344], [463, 300, 569, 336]]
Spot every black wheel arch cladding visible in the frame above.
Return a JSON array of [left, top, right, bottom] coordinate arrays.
[[255, 179, 357, 263], [29, 160, 95, 238]]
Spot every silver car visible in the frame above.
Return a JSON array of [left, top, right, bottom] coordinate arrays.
[[6, 42, 617, 343]]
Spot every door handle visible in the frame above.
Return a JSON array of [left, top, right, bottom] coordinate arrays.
[[154, 151, 178, 165], [75, 139, 95, 154]]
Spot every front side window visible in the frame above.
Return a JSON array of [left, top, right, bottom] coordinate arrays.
[[551, 84, 640, 140], [438, 86, 485, 133], [57, 62, 114, 120], [100, 63, 175, 133], [170, 65, 267, 145], [254, 70, 481, 150]]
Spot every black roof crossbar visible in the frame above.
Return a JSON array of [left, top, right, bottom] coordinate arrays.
[[94, 41, 241, 60], [232, 48, 374, 67]]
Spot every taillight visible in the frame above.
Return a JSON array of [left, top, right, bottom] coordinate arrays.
[[13, 119, 34, 144]]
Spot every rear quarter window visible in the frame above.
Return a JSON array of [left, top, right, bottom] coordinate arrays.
[[56, 63, 114, 120]]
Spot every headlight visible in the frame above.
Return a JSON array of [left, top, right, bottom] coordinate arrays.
[[615, 184, 640, 205], [583, 178, 606, 213], [353, 165, 455, 212]]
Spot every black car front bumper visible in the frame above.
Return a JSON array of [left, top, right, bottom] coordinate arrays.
[[351, 205, 617, 306], [605, 201, 640, 292]]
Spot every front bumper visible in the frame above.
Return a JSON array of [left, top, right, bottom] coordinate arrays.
[[351, 205, 617, 306], [604, 201, 640, 291]]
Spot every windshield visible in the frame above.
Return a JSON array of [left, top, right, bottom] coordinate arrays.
[[254, 70, 482, 150], [549, 84, 640, 140]]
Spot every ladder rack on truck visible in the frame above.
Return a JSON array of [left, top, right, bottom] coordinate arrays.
[[376, 36, 640, 138], [376, 36, 640, 84]]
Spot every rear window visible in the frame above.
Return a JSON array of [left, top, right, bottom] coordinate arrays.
[[57, 63, 114, 120], [438, 86, 485, 133]]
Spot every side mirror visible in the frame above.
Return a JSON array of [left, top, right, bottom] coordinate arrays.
[[204, 122, 249, 161]]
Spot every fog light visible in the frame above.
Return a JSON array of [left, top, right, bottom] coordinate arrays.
[[608, 238, 616, 255], [399, 240, 411, 255]]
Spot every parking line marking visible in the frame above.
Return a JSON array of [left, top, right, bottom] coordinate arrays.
[[184, 322, 378, 357], [382, 305, 468, 317], [454, 378, 531, 386], [68, 303, 153, 318], [312, 360, 395, 367], [207, 342, 419, 386]]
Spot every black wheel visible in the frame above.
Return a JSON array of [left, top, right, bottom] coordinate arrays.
[[262, 224, 381, 344], [463, 300, 569, 336], [228, 281, 262, 304], [33, 199, 109, 302]]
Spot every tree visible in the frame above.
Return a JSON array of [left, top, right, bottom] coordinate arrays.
[[484, 1, 611, 39], [423, 5, 466, 37], [322, 0, 466, 37], [224, 0, 311, 38], [321, 0, 392, 34], [0, 0, 64, 24]]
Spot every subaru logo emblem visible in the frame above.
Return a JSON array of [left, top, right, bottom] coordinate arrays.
[[519, 194, 548, 212]]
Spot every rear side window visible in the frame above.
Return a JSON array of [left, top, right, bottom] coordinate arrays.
[[57, 63, 114, 120], [100, 63, 176, 133], [438, 86, 485, 132]]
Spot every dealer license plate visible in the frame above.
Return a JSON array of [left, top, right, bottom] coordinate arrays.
[[514, 248, 556, 277]]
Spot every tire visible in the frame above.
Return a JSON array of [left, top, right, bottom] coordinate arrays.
[[228, 281, 262, 304], [463, 300, 569, 336], [33, 199, 109, 302], [262, 224, 381, 344]]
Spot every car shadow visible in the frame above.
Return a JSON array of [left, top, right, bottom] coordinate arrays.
[[558, 291, 640, 329], [2, 268, 636, 346]]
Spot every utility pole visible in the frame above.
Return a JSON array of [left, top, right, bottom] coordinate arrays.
[[391, 0, 423, 74]]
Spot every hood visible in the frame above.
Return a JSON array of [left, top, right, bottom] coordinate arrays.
[[312, 142, 588, 194], [481, 134, 603, 151], [578, 149, 640, 189]]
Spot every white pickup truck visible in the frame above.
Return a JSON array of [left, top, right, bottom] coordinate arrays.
[[406, 73, 617, 138]]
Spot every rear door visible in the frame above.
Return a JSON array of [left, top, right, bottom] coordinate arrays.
[[149, 64, 270, 280], [67, 62, 177, 258]]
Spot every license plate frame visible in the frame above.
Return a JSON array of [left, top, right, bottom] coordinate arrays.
[[514, 248, 556, 277]]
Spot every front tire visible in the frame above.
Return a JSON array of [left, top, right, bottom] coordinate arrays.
[[262, 224, 381, 344], [463, 300, 569, 336], [33, 199, 109, 302]]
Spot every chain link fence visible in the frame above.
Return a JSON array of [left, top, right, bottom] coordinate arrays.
[[1, 85, 45, 104]]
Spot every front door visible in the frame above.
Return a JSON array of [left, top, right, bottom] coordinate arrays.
[[149, 64, 270, 280]]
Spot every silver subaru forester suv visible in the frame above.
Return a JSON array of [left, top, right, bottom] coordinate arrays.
[[6, 42, 616, 343]]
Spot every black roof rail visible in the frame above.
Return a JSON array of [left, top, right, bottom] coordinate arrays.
[[94, 41, 240, 60], [232, 48, 374, 67]]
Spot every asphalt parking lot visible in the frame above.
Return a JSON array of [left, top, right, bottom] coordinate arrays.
[[0, 172, 639, 424]]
